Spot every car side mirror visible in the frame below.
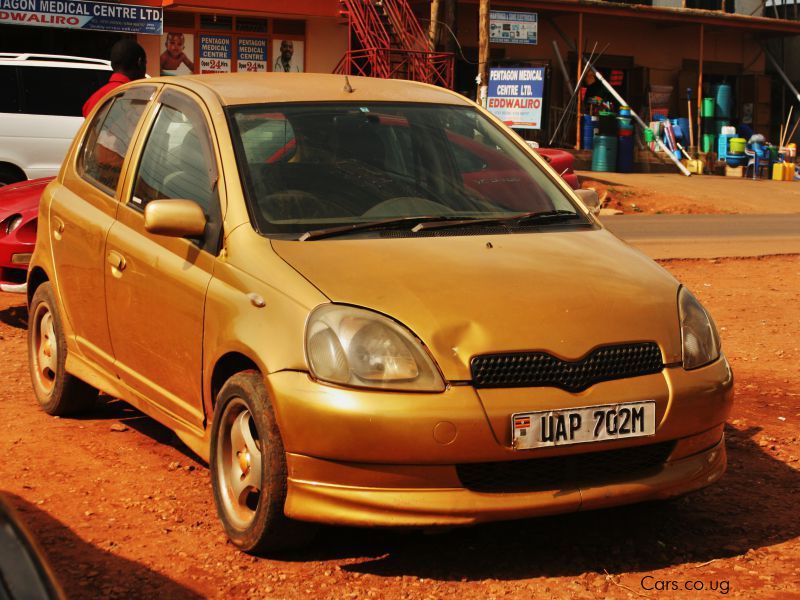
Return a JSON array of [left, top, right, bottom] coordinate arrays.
[[574, 188, 601, 215], [144, 199, 207, 238]]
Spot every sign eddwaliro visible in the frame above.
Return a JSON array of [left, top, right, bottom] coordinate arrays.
[[0, 0, 163, 35], [486, 67, 545, 130]]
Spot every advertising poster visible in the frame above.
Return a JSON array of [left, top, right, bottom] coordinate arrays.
[[237, 37, 267, 73], [271, 39, 303, 73], [0, 0, 162, 35], [487, 67, 545, 130], [160, 32, 195, 75], [199, 34, 232, 74], [490, 11, 538, 45]]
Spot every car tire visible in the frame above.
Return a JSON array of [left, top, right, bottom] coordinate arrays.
[[28, 282, 98, 415], [210, 371, 316, 554], [0, 166, 24, 187]]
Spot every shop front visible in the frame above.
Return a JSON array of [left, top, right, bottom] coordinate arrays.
[[141, 1, 346, 78], [0, 0, 346, 77]]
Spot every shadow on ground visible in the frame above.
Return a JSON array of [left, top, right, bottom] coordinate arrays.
[[276, 423, 798, 581], [3, 493, 202, 599], [75, 396, 207, 467], [0, 303, 27, 330]]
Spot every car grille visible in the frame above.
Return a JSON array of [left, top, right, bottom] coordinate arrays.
[[456, 441, 675, 493], [470, 342, 664, 392]]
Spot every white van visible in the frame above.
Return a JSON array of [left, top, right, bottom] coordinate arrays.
[[0, 54, 112, 186]]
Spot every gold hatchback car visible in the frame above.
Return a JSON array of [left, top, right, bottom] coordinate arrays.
[[27, 73, 733, 553]]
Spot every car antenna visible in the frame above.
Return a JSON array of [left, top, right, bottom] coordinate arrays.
[[343, 75, 354, 93]]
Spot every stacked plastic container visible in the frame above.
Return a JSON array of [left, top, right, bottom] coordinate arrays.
[[717, 125, 737, 163], [617, 107, 635, 173]]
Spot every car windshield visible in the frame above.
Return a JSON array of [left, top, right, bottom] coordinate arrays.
[[228, 103, 585, 239]]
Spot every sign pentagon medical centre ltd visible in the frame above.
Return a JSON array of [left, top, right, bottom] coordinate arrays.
[[0, 0, 162, 35], [487, 67, 545, 130]]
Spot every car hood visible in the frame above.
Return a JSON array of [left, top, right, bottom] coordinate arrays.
[[0, 177, 51, 217], [272, 228, 682, 380]]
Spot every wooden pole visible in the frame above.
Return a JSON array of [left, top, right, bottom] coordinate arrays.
[[697, 24, 704, 154], [478, 0, 490, 105], [575, 12, 583, 150], [429, 0, 441, 51], [444, 0, 456, 53]]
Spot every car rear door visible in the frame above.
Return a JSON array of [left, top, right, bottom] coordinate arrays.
[[49, 85, 156, 372], [104, 87, 224, 431]]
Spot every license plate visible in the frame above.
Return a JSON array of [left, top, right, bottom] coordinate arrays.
[[511, 401, 656, 450]]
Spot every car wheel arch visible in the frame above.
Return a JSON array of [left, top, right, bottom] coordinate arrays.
[[0, 162, 26, 186], [26, 267, 49, 307], [209, 352, 261, 412]]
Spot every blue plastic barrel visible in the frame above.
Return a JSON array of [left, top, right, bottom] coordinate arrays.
[[714, 83, 733, 119], [617, 134, 634, 173], [592, 135, 618, 172], [582, 114, 595, 150]]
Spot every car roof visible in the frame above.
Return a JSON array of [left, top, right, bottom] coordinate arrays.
[[149, 73, 473, 107], [0, 53, 111, 69]]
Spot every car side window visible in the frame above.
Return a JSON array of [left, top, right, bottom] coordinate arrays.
[[18, 66, 109, 117], [132, 92, 218, 212], [0, 66, 20, 113], [79, 87, 155, 194], [131, 89, 222, 253]]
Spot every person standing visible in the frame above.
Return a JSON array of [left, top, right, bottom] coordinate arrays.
[[82, 39, 147, 117]]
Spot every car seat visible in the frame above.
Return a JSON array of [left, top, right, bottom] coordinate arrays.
[[161, 129, 213, 208]]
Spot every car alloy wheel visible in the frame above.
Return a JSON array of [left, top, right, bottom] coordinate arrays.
[[30, 302, 57, 394], [210, 372, 316, 553], [216, 397, 263, 531], [27, 282, 97, 416]]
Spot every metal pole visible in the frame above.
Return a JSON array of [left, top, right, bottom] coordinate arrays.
[[575, 13, 583, 150], [763, 44, 800, 104], [590, 69, 692, 176], [552, 40, 573, 95]]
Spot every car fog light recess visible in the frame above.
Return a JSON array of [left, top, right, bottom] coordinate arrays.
[[3, 214, 22, 235], [306, 304, 445, 391], [678, 287, 721, 370]]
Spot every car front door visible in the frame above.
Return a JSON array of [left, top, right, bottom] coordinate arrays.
[[49, 86, 156, 371], [104, 88, 223, 431]]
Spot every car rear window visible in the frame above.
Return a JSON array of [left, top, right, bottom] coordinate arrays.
[[18, 66, 109, 117]]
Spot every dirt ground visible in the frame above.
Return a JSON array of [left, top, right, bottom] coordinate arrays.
[[578, 171, 800, 215], [0, 253, 798, 599]]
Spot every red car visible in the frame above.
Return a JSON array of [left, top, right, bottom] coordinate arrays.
[[0, 177, 52, 293], [535, 147, 580, 190]]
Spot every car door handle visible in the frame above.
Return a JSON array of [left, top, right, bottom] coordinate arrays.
[[53, 217, 65, 241], [107, 250, 126, 275]]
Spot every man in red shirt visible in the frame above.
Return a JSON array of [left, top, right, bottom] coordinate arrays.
[[82, 39, 147, 117]]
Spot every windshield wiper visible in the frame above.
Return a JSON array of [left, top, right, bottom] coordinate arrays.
[[299, 215, 475, 241], [411, 209, 583, 232]]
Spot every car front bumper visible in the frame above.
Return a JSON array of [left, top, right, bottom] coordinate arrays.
[[284, 431, 725, 527], [268, 357, 732, 527]]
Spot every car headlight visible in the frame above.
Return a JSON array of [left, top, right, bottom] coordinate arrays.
[[679, 287, 721, 370], [3, 214, 23, 235], [305, 304, 445, 391]]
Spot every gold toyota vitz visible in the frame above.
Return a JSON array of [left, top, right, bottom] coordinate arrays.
[[27, 73, 733, 554]]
